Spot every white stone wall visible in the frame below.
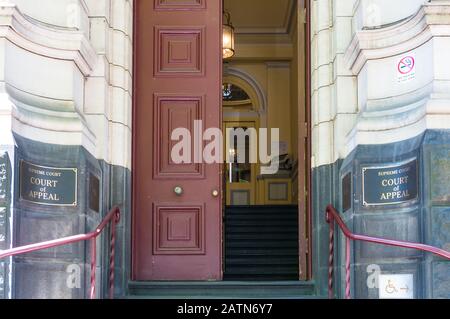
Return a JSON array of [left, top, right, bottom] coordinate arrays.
[[0, 0, 133, 169], [84, 0, 133, 169], [311, 0, 450, 167], [353, 0, 426, 30], [12, 0, 90, 34], [311, 0, 359, 168]]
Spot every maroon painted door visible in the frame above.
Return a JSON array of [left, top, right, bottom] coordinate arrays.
[[133, 0, 222, 280]]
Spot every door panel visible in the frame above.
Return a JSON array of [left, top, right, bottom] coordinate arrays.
[[133, 0, 222, 280], [153, 95, 205, 178]]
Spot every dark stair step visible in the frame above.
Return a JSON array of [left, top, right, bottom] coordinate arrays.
[[226, 214, 297, 219], [226, 214, 298, 220], [225, 220, 297, 226], [225, 241, 298, 248], [226, 216, 297, 220], [226, 226, 298, 233], [225, 257, 299, 265], [226, 205, 298, 210], [225, 248, 298, 257], [226, 215, 297, 219], [225, 266, 298, 275], [226, 267, 298, 277], [226, 208, 298, 213], [226, 233, 298, 240], [222, 274, 299, 281]]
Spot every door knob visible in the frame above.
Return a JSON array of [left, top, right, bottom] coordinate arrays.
[[212, 189, 219, 197], [174, 186, 184, 196]]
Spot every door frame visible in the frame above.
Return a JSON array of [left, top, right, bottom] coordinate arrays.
[[130, 0, 313, 282], [305, 0, 313, 281], [131, 0, 137, 281]]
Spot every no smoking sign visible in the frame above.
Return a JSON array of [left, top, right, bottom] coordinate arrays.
[[397, 54, 416, 83]]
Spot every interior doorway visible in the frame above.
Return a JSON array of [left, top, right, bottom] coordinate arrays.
[[222, 0, 310, 280]]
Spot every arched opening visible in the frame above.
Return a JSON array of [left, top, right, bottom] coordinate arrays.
[[222, 72, 262, 206]]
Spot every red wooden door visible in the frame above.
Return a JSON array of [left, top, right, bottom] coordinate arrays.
[[133, 0, 222, 280]]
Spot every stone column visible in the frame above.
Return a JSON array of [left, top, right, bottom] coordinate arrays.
[[342, 0, 450, 299], [0, 1, 97, 298]]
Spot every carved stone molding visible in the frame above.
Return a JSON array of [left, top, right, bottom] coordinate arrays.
[[0, 4, 97, 154], [345, 3, 450, 74], [0, 4, 96, 76]]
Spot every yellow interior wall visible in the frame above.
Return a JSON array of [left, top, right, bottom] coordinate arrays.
[[223, 3, 306, 205], [226, 61, 292, 156], [267, 65, 292, 155]]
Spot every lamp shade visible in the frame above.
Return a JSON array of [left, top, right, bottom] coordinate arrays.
[[223, 13, 235, 59]]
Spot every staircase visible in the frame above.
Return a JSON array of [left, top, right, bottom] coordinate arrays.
[[126, 205, 310, 299], [224, 205, 299, 281]]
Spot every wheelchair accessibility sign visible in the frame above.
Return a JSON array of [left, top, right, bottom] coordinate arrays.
[[397, 54, 416, 83], [379, 274, 414, 299]]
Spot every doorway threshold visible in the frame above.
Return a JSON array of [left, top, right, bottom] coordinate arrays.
[[127, 280, 318, 299]]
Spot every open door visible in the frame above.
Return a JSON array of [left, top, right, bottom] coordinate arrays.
[[133, 0, 222, 280]]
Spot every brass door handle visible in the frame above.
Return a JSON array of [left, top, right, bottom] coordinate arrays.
[[212, 189, 219, 197], [174, 186, 183, 196]]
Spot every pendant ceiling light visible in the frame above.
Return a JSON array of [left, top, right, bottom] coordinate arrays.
[[223, 6, 235, 59]]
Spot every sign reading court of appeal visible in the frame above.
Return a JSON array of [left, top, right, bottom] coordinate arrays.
[[362, 158, 418, 206], [20, 160, 78, 206]]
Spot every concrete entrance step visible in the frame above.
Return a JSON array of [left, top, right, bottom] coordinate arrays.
[[127, 281, 317, 299]]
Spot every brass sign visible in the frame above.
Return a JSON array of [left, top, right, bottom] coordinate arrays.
[[20, 160, 78, 207], [362, 158, 418, 206]]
